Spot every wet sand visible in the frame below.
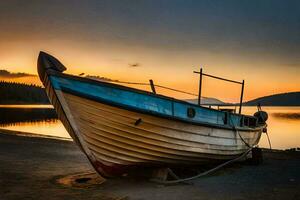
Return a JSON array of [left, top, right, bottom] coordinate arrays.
[[0, 130, 299, 200]]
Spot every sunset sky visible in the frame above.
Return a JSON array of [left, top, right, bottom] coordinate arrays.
[[0, 0, 299, 102]]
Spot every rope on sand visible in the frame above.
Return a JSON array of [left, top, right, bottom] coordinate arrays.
[[151, 148, 252, 185]]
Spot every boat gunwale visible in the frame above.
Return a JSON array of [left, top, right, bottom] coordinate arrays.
[[49, 74, 265, 132], [47, 69, 253, 119]]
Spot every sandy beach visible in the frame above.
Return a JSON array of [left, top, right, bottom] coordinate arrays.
[[0, 129, 299, 200]]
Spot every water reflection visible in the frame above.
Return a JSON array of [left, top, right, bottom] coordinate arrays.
[[0, 106, 299, 150], [272, 113, 300, 120], [243, 106, 300, 150], [0, 106, 69, 138], [0, 105, 53, 108], [1, 120, 70, 138]]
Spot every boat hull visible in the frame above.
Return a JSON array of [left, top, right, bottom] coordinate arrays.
[[44, 77, 262, 177], [38, 52, 264, 177]]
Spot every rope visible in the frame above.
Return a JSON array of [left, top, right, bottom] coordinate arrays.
[[155, 84, 198, 97], [229, 117, 251, 148], [233, 126, 251, 148], [105, 79, 150, 86], [265, 129, 272, 150], [151, 148, 252, 185], [102, 79, 199, 97]]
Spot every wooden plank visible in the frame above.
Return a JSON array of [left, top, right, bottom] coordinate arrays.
[[51, 91, 262, 167], [66, 93, 260, 147], [67, 92, 259, 141], [73, 100, 252, 149], [63, 93, 261, 153], [80, 119, 248, 156]]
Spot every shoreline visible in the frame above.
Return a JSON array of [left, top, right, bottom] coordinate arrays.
[[0, 128, 71, 141], [1, 129, 299, 199]]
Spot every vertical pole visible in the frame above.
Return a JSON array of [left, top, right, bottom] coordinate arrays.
[[149, 79, 156, 94], [198, 68, 203, 105], [239, 80, 245, 114]]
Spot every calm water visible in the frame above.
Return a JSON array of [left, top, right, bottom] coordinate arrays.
[[0, 105, 299, 150], [243, 106, 300, 150]]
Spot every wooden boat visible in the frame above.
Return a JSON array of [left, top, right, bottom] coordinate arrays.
[[37, 51, 267, 177]]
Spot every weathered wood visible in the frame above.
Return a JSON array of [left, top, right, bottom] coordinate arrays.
[[65, 93, 260, 146], [52, 92, 264, 169]]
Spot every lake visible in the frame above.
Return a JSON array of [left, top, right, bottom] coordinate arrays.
[[0, 105, 299, 150]]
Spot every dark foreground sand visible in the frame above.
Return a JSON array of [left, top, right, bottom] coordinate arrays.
[[0, 130, 299, 200]]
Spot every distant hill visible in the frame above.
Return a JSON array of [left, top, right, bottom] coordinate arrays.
[[0, 81, 49, 104], [1, 80, 298, 106], [244, 92, 300, 106], [185, 97, 225, 105]]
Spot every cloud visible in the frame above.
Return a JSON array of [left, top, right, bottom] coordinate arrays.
[[0, 70, 35, 78]]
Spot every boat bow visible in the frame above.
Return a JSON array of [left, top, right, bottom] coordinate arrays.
[[37, 51, 67, 83]]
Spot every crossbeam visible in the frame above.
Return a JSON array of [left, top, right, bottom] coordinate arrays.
[[193, 71, 243, 84], [193, 68, 245, 114]]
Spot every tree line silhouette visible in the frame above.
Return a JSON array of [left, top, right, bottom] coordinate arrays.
[[0, 81, 49, 104], [0, 107, 57, 124]]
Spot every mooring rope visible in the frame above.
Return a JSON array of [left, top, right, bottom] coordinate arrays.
[[230, 117, 251, 148], [151, 147, 252, 185], [104, 80, 150, 86], [101, 79, 199, 97], [265, 129, 272, 150], [155, 84, 198, 97]]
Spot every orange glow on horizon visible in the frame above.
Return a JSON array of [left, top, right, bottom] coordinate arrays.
[[0, 41, 299, 103], [0, 1, 299, 104]]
